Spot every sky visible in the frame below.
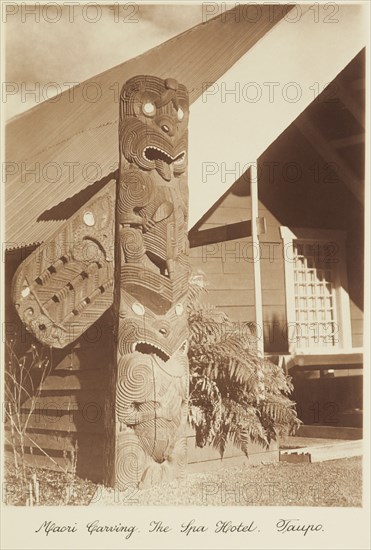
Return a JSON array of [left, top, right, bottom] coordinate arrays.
[[4, 3, 204, 120]]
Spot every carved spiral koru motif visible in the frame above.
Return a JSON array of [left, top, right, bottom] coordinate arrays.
[[119, 75, 188, 181], [71, 238, 105, 264], [120, 119, 153, 172], [119, 121, 187, 181], [116, 354, 155, 423], [116, 433, 148, 489], [11, 181, 115, 348], [120, 227, 145, 264], [118, 168, 154, 217], [117, 319, 142, 355], [116, 75, 190, 489]]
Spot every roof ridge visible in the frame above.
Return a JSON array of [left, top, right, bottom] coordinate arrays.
[[5, 5, 232, 125]]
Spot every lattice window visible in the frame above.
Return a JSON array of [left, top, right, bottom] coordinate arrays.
[[293, 240, 338, 349]]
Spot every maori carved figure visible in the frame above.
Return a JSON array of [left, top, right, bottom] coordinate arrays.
[[11, 182, 116, 348], [116, 75, 190, 489]]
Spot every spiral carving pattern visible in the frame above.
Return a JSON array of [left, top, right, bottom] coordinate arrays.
[[116, 75, 190, 490], [118, 169, 154, 216], [120, 119, 150, 171], [116, 433, 148, 490], [117, 319, 141, 355], [116, 354, 154, 416], [120, 227, 145, 264], [11, 183, 115, 348]]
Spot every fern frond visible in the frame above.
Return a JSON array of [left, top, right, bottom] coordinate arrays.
[[187, 279, 301, 456]]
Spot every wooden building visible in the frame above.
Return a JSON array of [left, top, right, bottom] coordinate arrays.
[[190, 49, 364, 429], [4, 5, 365, 480]]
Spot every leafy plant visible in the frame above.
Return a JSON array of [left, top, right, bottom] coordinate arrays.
[[187, 282, 301, 457]]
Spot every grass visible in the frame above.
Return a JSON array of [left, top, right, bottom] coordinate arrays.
[[4, 457, 362, 507], [4, 460, 97, 506], [93, 457, 362, 507]]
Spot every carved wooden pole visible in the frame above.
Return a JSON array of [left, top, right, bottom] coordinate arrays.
[[114, 75, 190, 489], [11, 74, 190, 490]]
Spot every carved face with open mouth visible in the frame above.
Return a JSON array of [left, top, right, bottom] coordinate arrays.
[[120, 75, 189, 181], [118, 290, 189, 363], [131, 339, 188, 363], [142, 146, 186, 181]]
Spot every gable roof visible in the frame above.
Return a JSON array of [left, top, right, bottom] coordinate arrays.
[[189, 47, 365, 237], [5, 4, 290, 249], [186, 3, 366, 226]]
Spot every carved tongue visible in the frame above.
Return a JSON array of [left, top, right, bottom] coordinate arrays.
[[155, 159, 172, 181]]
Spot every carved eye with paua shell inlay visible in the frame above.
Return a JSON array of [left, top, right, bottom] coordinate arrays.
[[142, 102, 156, 117]]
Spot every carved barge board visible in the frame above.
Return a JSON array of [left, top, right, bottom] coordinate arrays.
[[115, 75, 190, 489], [11, 181, 116, 348]]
